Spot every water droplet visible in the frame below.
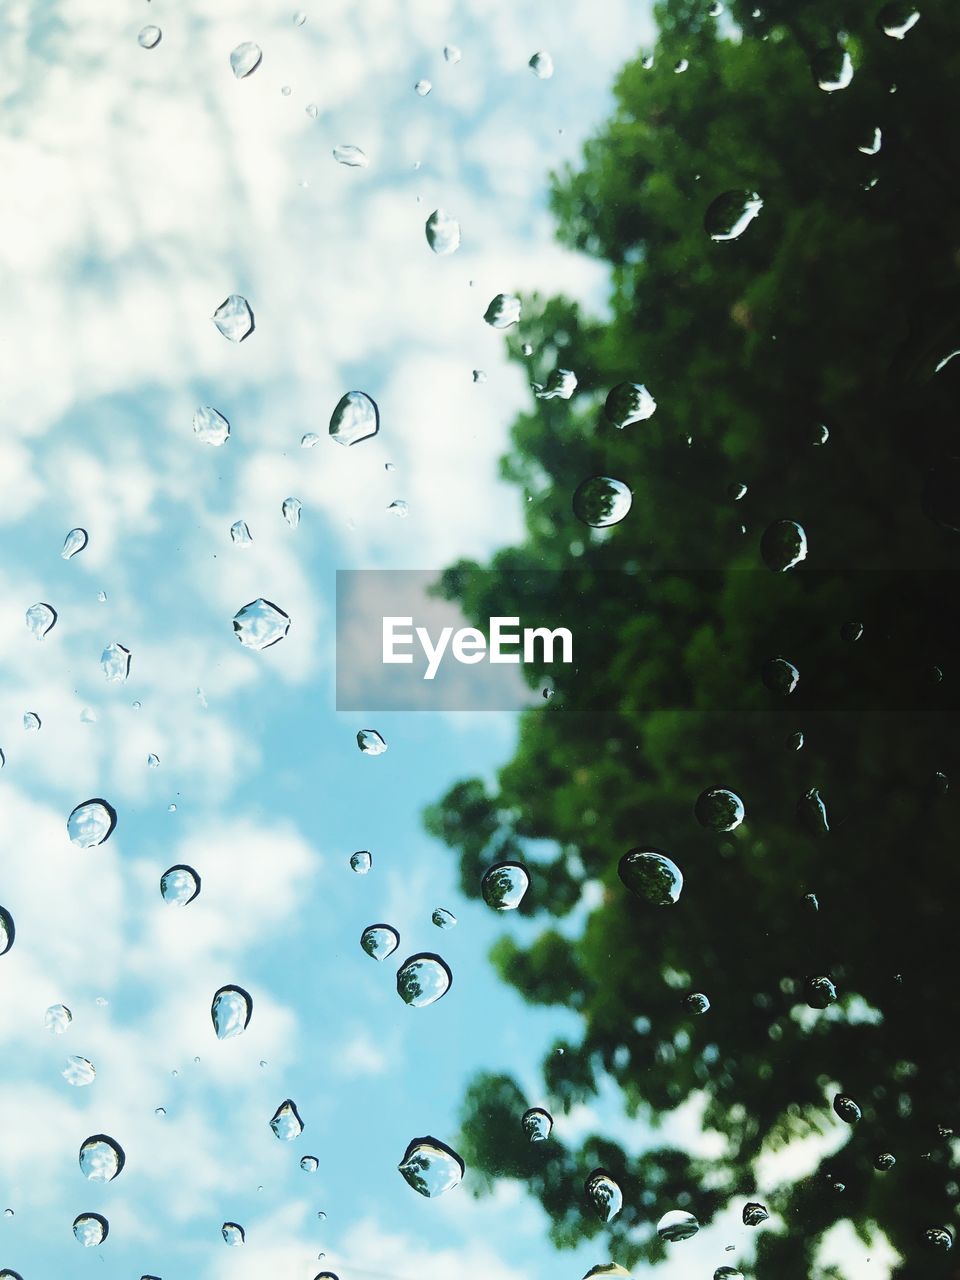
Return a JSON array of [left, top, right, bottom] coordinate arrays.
[[481, 862, 530, 910], [25, 602, 57, 639], [708, 1, 724, 13], [80, 706, 97, 724], [604, 381, 657, 427], [398, 1136, 464, 1196], [138, 25, 161, 48], [802, 892, 819, 911], [444, 44, 462, 63], [147, 753, 160, 769], [742, 1201, 769, 1226], [797, 787, 829, 835], [45, 1003, 73, 1034], [858, 126, 882, 156], [833, 1094, 862, 1124], [330, 390, 379, 446], [79, 1135, 125, 1181], [301, 432, 320, 448], [212, 294, 254, 342], [761, 519, 807, 571], [396, 953, 452, 1007], [431, 907, 457, 929], [472, 369, 487, 383], [361, 924, 400, 961], [63, 1056, 96, 1087], [211, 985, 253, 1039], [875, 1152, 896, 1171], [573, 476, 633, 527], [350, 850, 372, 874], [293, 9, 307, 25], [160, 864, 201, 905], [618, 849, 683, 905], [61, 528, 88, 559], [840, 620, 864, 642], [583, 1267, 631, 1280], [100, 641, 132, 683], [230, 42, 262, 78], [686, 992, 710, 1015], [230, 520, 253, 547], [67, 799, 117, 848], [728, 481, 748, 502], [923, 1227, 953, 1250], [387, 499, 409, 518], [270, 1099, 304, 1140], [705, 190, 763, 241], [533, 368, 578, 400], [222, 1222, 245, 1246], [333, 143, 369, 167], [301, 1155, 319, 1171], [695, 787, 745, 831], [305, 103, 320, 119], [529, 51, 554, 78], [425, 208, 461, 255], [23, 712, 40, 732], [521, 1107, 553, 1141], [191, 405, 231, 446], [73, 1213, 108, 1246], [878, 3, 920, 37], [278, 497, 303, 530], [812, 46, 854, 92], [0, 907, 14, 956], [484, 294, 521, 329], [357, 729, 388, 755], [761, 657, 800, 695], [414, 79, 432, 96], [806, 975, 838, 1008], [714, 1269, 743, 1280], [233, 599, 291, 650], [585, 1169, 623, 1222], [657, 1209, 700, 1242]]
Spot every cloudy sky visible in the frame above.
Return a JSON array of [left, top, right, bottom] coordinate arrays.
[[0, 0, 890, 1277]]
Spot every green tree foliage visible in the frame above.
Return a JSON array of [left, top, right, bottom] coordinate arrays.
[[423, 2, 960, 1276]]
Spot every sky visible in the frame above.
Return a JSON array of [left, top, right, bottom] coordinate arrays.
[[0, 0, 896, 1277]]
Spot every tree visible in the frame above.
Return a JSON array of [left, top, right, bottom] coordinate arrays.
[[424, 2, 960, 1276]]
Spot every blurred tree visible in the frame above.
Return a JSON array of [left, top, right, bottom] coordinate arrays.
[[424, 2, 960, 1277]]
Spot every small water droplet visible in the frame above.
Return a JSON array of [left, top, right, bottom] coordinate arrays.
[[211, 985, 253, 1039], [147, 753, 160, 769], [878, 3, 920, 37], [840, 620, 863, 642], [761, 656, 800, 695], [714, 1269, 743, 1280], [858, 126, 882, 155], [705, 190, 763, 241], [293, 9, 307, 25], [761, 519, 807, 571], [431, 907, 457, 929], [802, 892, 819, 911], [361, 924, 400, 961], [806, 975, 838, 1008], [521, 1107, 553, 1141], [0, 907, 14, 957], [472, 369, 487, 383], [604, 381, 657, 427], [833, 1093, 862, 1124], [797, 787, 829, 835], [350, 850, 372, 874], [686, 992, 711, 1015], [301, 1155, 319, 1171], [875, 1152, 896, 1171], [160, 865, 201, 905], [529, 50, 554, 78], [481, 862, 530, 910], [387, 499, 409, 518], [192, 405, 231, 445], [742, 1201, 769, 1226], [212, 294, 254, 342], [80, 706, 97, 724], [233, 599, 290, 650], [79, 1135, 125, 1181], [618, 849, 683, 905], [138, 25, 161, 48], [533, 368, 578, 400], [674, 58, 689, 73], [330, 390, 379, 446], [230, 42, 262, 78], [67, 799, 117, 848], [573, 476, 633, 527], [25, 602, 57, 639], [222, 1222, 245, 1246], [812, 46, 854, 92], [61, 528, 88, 559], [270, 1099, 304, 1140], [357, 729, 388, 755], [695, 787, 744, 831], [301, 431, 320, 448], [63, 1056, 96, 1087], [444, 44, 462, 63], [425, 209, 461, 255], [396, 954, 452, 1007], [45, 1003, 72, 1034], [484, 294, 521, 329], [73, 1213, 108, 1246], [101, 642, 131, 682], [229, 520, 253, 547], [657, 1209, 700, 1241], [414, 79, 432, 96], [23, 712, 41, 732], [398, 1137, 464, 1196], [728, 481, 748, 501], [333, 143, 368, 167], [585, 1169, 622, 1222]]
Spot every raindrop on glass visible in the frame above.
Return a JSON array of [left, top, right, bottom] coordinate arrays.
[[761, 519, 807, 571], [67, 799, 117, 848], [25, 603, 57, 639], [742, 1201, 769, 1226], [472, 369, 487, 383], [211, 985, 253, 1039], [521, 1107, 553, 1141], [73, 1213, 108, 1246], [806, 975, 838, 1008], [686, 992, 710, 1015], [147, 753, 160, 769], [444, 44, 462, 63], [193, 406, 230, 445], [398, 1137, 464, 1196], [695, 787, 744, 831], [922, 1227, 953, 1250], [45, 1003, 72, 1034], [396, 953, 452, 1007], [293, 9, 307, 25], [481, 862, 530, 910], [333, 143, 369, 167], [484, 294, 521, 329], [529, 51, 554, 78], [705, 190, 763, 241], [222, 1222, 245, 1246], [585, 1169, 622, 1222], [23, 712, 40, 732], [61, 528, 88, 559], [233, 599, 291, 650], [414, 79, 432, 96], [350, 850, 372, 874], [533, 368, 578, 400], [270, 1099, 304, 1140], [875, 1152, 896, 1171], [101, 641, 131, 682], [674, 57, 689, 73], [212, 294, 254, 341], [761, 657, 799, 695], [230, 42, 262, 78], [330, 390, 379, 446], [79, 1135, 125, 1181], [604, 382, 657, 428], [859, 127, 882, 155], [431, 907, 457, 929], [301, 432, 320, 448], [812, 46, 854, 92], [357, 729, 388, 755], [797, 787, 829, 835], [62, 1056, 96, 1087], [138, 25, 161, 48], [161, 864, 201, 905], [833, 1094, 862, 1124], [657, 1209, 700, 1242], [301, 1155, 319, 1171], [230, 520, 252, 547], [0, 908, 14, 956], [360, 924, 400, 961], [714, 1269, 743, 1280], [878, 3, 920, 37], [618, 849, 683, 905], [387, 500, 409, 518], [282, 497, 302, 527], [573, 476, 633, 527], [425, 209, 461, 255]]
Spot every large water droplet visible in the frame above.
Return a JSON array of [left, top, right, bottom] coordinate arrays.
[[61, 528, 88, 559], [481, 862, 530, 910], [922, 1227, 953, 1250], [585, 1169, 622, 1222], [301, 1155, 319, 1171], [604, 382, 657, 428], [657, 1209, 700, 1242], [79, 1135, 125, 1181], [212, 295, 254, 342], [25, 602, 57, 639], [833, 1093, 862, 1124], [233, 599, 290, 650], [270, 1099, 304, 1140], [333, 143, 368, 167], [618, 849, 683, 905], [138, 25, 162, 48], [63, 1056, 96, 1087], [398, 1137, 464, 1196], [425, 209, 461, 255], [877, 3, 920, 37], [695, 787, 744, 831], [742, 1201, 769, 1226], [705, 190, 763, 241], [812, 46, 854, 92], [483, 294, 521, 329], [357, 729, 388, 755], [361, 924, 400, 961], [521, 1107, 553, 1141], [211, 985, 253, 1039], [330, 391, 380, 446], [396, 954, 452, 1007], [761, 657, 800, 695], [0, 907, 14, 956], [45, 1003, 73, 1033], [230, 42, 262, 78], [533, 368, 578, 400], [761, 519, 807, 571], [805, 975, 838, 1009], [67, 799, 117, 848], [350, 850, 372, 874], [101, 642, 131, 682], [573, 476, 633, 527], [230, 520, 253, 547], [73, 1213, 108, 1246], [529, 50, 554, 78], [160, 865, 201, 905], [431, 907, 457, 929], [193, 405, 231, 445], [222, 1222, 245, 1246]]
